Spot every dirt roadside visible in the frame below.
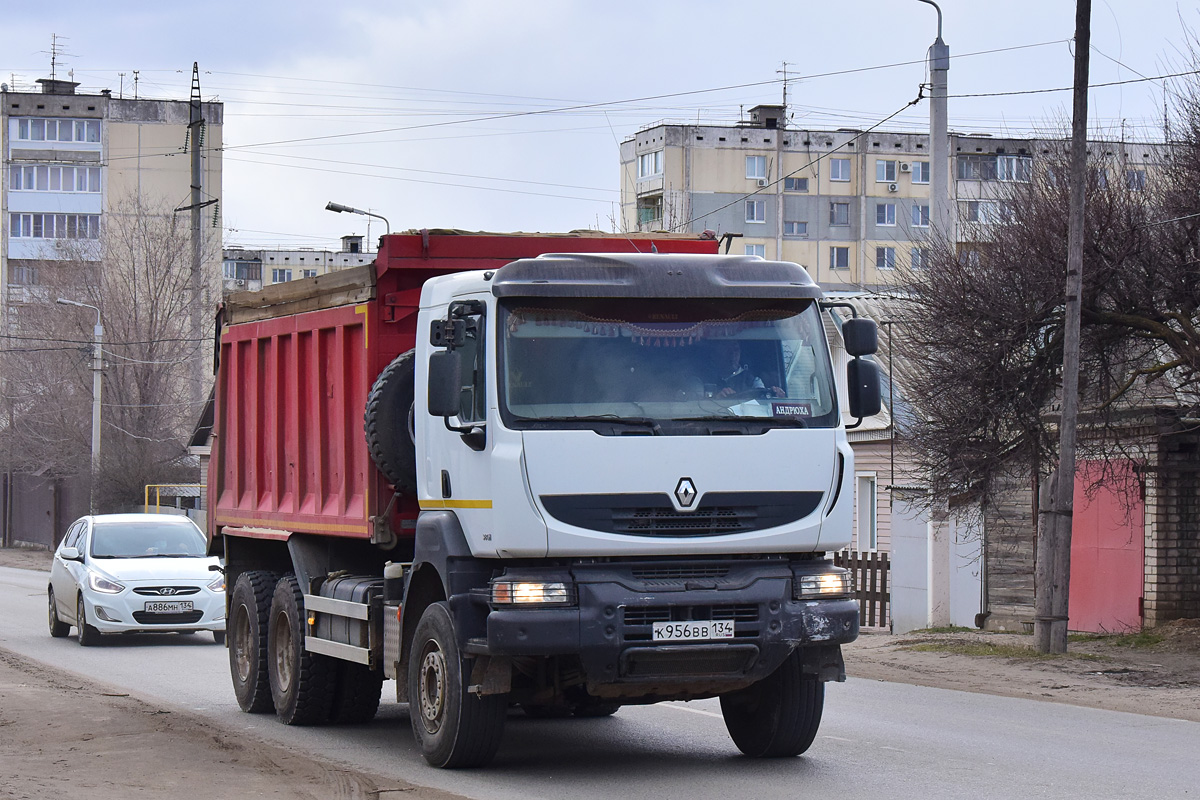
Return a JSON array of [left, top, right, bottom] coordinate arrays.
[[2, 545, 1198, 798]]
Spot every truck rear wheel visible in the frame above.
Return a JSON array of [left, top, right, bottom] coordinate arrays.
[[364, 349, 417, 493], [408, 602, 506, 768], [330, 661, 384, 724], [229, 570, 278, 713], [720, 650, 824, 757], [268, 575, 337, 725]]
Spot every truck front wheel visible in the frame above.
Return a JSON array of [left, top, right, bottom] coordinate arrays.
[[268, 575, 337, 725], [408, 602, 506, 768], [229, 570, 278, 713], [720, 650, 824, 758]]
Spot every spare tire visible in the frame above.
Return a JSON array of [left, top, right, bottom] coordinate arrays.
[[364, 349, 417, 493]]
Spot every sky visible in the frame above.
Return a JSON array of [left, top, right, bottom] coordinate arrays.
[[5, 0, 1199, 250]]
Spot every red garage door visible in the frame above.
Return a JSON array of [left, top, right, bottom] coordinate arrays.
[[1069, 460, 1145, 633]]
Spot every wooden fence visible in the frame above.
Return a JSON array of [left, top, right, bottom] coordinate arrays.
[[834, 550, 891, 629]]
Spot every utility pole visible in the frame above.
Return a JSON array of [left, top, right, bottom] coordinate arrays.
[[1035, 0, 1091, 655], [918, 1, 951, 236], [188, 63, 205, 408]]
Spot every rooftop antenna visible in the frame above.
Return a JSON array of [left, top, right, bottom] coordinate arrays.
[[777, 61, 792, 112], [43, 33, 72, 81], [133, 70, 139, 100], [119, 72, 125, 99]]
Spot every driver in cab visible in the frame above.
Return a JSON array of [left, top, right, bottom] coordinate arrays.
[[704, 340, 783, 399]]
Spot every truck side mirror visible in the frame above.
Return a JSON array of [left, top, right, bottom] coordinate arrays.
[[847, 357, 882, 418], [428, 350, 463, 417], [843, 318, 878, 357]]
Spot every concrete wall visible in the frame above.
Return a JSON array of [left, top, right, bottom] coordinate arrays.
[[890, 494, 983, 633]]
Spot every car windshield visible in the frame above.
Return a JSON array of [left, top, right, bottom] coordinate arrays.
[[499, 297, 838, 431], [90, 520, 208, 558]]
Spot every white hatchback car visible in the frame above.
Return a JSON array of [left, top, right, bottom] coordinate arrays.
[[48, 513, 226, 645]]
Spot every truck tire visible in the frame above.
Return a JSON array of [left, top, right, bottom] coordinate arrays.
[[268, 575, 337, 725], [409, 602, 506, 768], [719, 650, 824, 758], [330, 662, 384, 724], [364, 349, 418, 493], [229, 570, 278, 713]]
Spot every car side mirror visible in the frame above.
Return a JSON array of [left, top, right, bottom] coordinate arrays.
[[60, 546, 83, 562], [843, 318, 878, 357], [428, 350, 463, 417], [847, 358, 882, 419]]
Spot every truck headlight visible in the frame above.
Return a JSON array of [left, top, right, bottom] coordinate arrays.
[[491, 580, 573, 606], [794, 568, 852, 600]]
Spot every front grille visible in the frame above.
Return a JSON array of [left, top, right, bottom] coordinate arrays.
[[630, 565, 730, 581], [132, 611, 204, 624], [621, 645, 759, 678], [541, 491, 823, 537], [623, 604, 759, 626], [616, 507, 755, 536], [133, 587, 201, 596]]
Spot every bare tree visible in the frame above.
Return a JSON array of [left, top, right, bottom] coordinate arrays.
[[0, 195, 220, 511]]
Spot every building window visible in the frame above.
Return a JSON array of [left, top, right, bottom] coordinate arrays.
[[10, 164, 101, 193], [637, 150, 662, 179], [912, 160, 930, 184], [784, 176, 808, 192], [830, 158, 851, 182], [746, 156, 767, 180], [876, 203, 896, 226], [16, 117, 100, 143], [911, 247, 928, 269], [302, 269, 318, 279], [272, 268, 293, 283], [784, 221, 808, 237], [746, 199, 766, 223], [958, 154, 1032, 182], [997, 155, 1032, 182], [876, 160, 897, 182], [1125, 169, 1147, 191], [9, 213, 100, 239], [11, 264, 38, 285], [856, 475, 878, 550], [960, 200, 1011, 224], [875, 246, 896, 269], [637, 196, 663, 226], [745, 244, 766, 257], [1092, 168, 1109, 189], [830, 202, 849, 226], [830, 246, 850, 269], [911, 204, 930, 227]]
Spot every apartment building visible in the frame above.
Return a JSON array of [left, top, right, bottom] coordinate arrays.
[[619, 105, 1164, 290], [222, 234, 373, 293], [1, 76, 223, 321]]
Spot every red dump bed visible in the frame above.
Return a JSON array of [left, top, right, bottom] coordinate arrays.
[[209, 231, 720, 543]]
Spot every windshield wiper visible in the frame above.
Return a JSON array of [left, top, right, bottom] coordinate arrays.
[[672, 415, 807, 428], [523, 415, 662, 435]]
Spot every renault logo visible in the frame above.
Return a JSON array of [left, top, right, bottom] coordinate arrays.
[[674, 477, 697, 508]]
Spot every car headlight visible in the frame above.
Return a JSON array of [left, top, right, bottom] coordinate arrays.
[[207, 575, 225, 592], [491, 580, 573, 606], [88, 572, 126, 594], [794, 568, 852, 600]]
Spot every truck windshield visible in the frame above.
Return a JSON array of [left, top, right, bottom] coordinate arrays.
[[498, 298, 838, 431]]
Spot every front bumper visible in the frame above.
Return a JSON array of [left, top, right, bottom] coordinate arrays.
[[480, 560, 858, 693], [82, 585, 226, 635]]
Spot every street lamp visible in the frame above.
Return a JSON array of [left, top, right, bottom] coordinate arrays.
[[56, 298, 103, 514], [918, 0, 951, 236], [325, 201, 391, 238]]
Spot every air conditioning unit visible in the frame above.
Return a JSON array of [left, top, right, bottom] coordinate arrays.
[[899, 162, 912, 173], [756, 178, 769, 187], [888, 183, 899, 193], [235, 279, 246, 286]]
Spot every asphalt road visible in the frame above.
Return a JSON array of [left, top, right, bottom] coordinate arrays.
[[3, 564, 1197, 800]]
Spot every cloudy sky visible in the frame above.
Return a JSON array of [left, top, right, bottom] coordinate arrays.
[[5, 1, 1198, 249]]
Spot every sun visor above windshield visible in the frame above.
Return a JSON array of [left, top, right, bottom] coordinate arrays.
[[491, 253, 823, 299]]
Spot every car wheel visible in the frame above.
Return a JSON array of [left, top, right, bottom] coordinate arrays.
[[229, 570, 278, 713], [720, 650, 824, 757], [76, 594, 101, 647], [213, 630, 226, 645], [409, 601, 507, 768], [48, 588, 70, 638], [267, 575, 336, 725]]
